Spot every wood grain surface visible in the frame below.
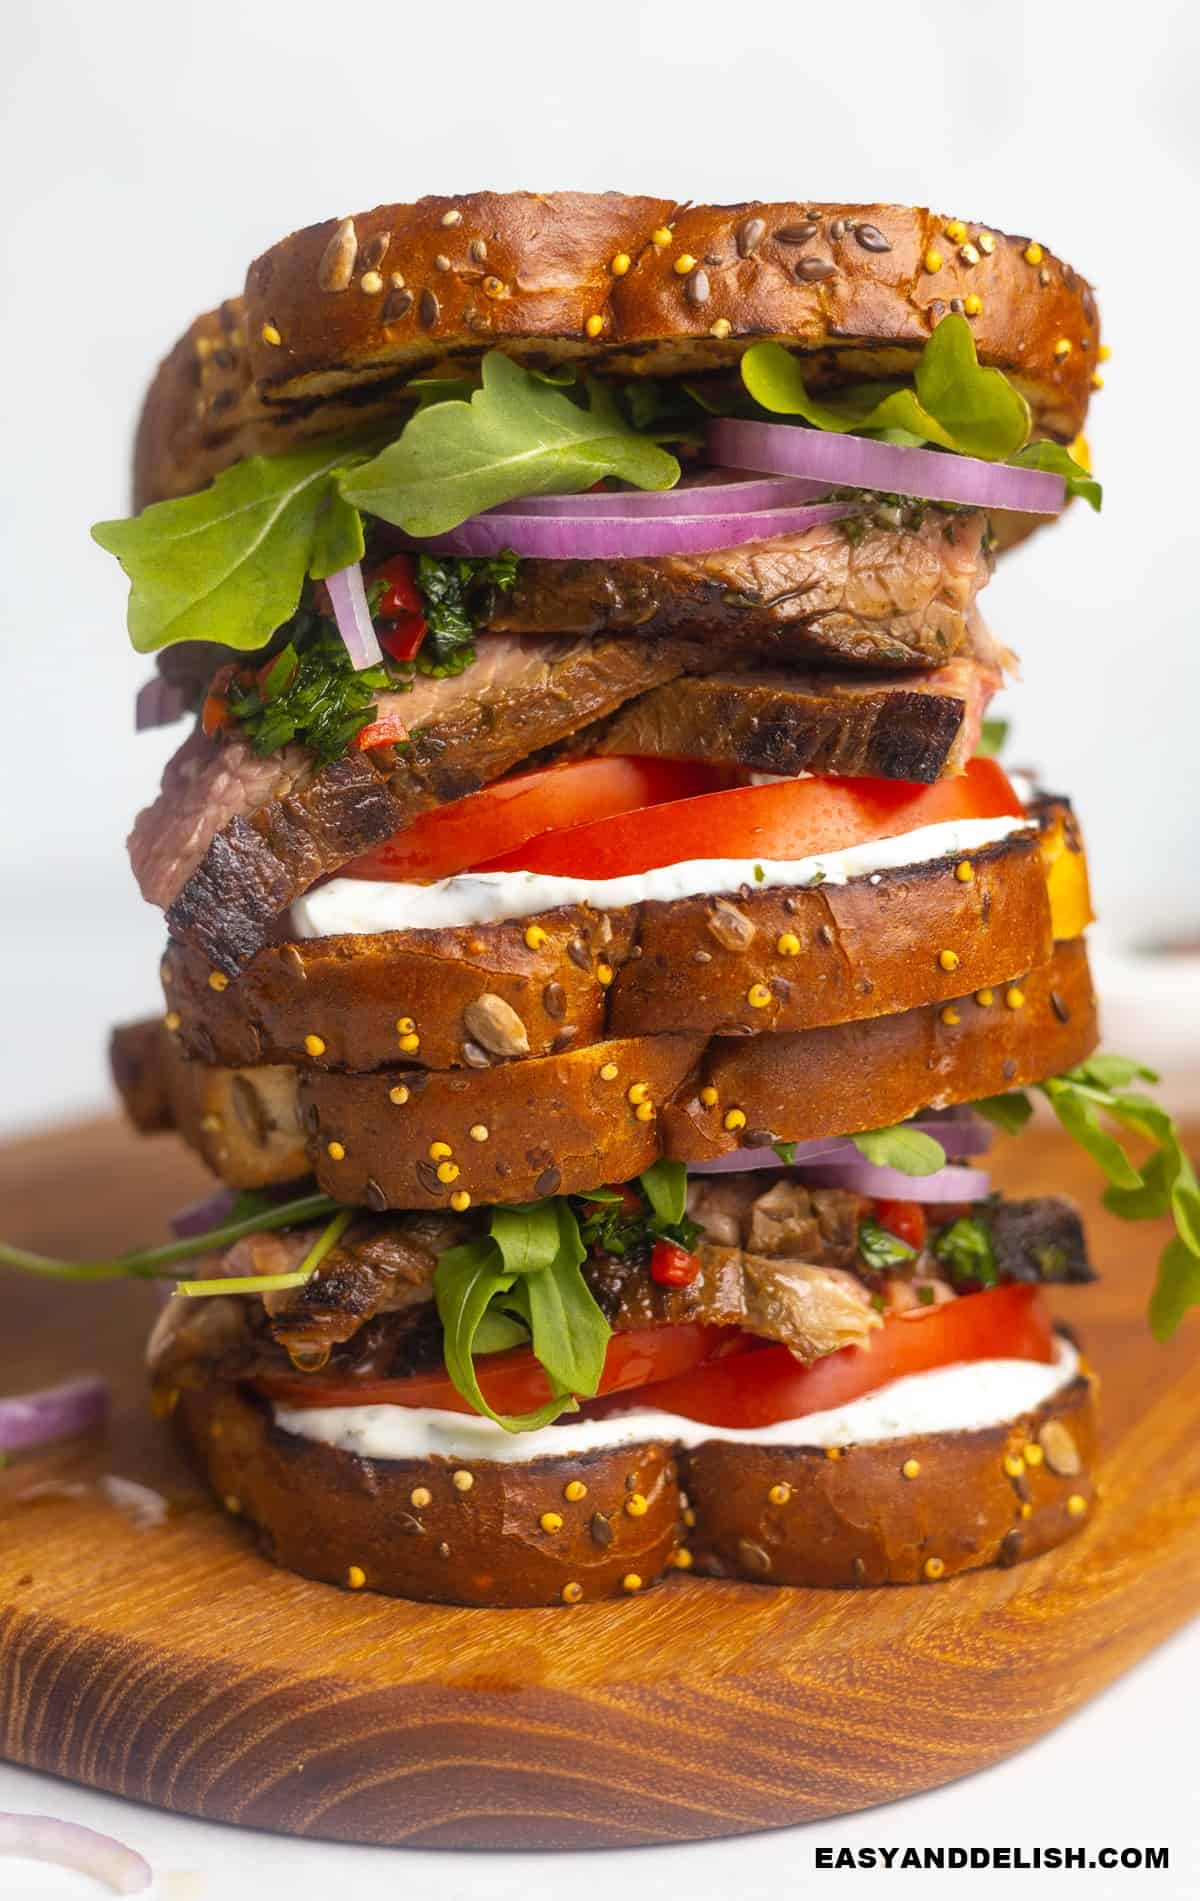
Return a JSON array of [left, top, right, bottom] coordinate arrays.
[[0, 1115, 1197, 1849]]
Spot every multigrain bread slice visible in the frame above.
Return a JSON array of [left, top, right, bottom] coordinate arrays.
[[160, 826, 1055, 1070], [114, 937, 1097, 1207], [134, 195, 1098, 507], [172, 1366, 1098, 1606]]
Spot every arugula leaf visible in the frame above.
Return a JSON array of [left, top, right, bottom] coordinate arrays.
[[1011, 441, 1102, 511], [434, 1237, 567, 1432], [639, 1159, 688, 1227], [772, 1141, 798, 1165], [933, 1216, 999, 1288], [519, 1245, 607, 1398], [1041, 1077, 1143, 1190], [433, 1199, 611, 1432], [858, 1218, 917, 1273], [472, 1308, 530, 1354], [975, 717, 1009, 759], [973, 1054, 1200, 1339], [341, 352, 680, 536], [974, 1090, 1035, 1135], [851, 1125, 948, 1176], [0, 1188, 341, 1283], [741, 315, 1031, 461], [93, 439, 370, 654], [491, 1200, 566, 1276]]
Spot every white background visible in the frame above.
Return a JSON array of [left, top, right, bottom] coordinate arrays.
[[1, 0, 1198, 1895]]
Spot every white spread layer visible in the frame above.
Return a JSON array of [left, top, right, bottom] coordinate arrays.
[[273, 1337, 1078, 1464], [290, 813, 1031, 937]]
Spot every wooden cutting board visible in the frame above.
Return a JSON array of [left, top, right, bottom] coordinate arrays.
[[0, 1114, 1197, 1850]]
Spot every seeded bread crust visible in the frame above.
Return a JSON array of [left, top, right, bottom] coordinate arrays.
[[160, 829, 1052, 1071], [115, 936, 1096, 1208], [171, 1363, 1098, 1606], [133, 194, 1099, 508]]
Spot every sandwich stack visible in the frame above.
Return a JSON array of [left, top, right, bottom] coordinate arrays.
[[34, 193, 1196, 1608]]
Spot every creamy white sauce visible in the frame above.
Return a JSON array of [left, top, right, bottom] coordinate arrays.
[[291, 814, 1031, 937], [273, 1337, 1078, 1464]]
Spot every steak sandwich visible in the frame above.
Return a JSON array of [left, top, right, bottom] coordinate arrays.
[[9, 192, 1196, 1610]]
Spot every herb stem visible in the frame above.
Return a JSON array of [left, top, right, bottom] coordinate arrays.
[[175, 1207, 353, 1299], [0, 1192, 342, 1283]]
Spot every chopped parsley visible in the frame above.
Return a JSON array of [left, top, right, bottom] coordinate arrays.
[[222, 551, 519, 763]]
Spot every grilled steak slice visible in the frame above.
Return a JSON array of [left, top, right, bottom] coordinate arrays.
[[260, 1212, 463, 1356], [587, 1243, 880, 1362], [483, 514, 990, 668], [136, 635, 692, 972], [585, 656, 998, 784], [987, 1196, 1095, 1284]]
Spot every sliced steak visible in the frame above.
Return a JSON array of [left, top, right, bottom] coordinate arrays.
[[260, 1211, 463, 1357], [987, 1196, 1095, 1284], [483, 514, 991, 668], [586, 655, 999, 784], [587, 1244, 880, 1362], [138, 635, 692, 972]]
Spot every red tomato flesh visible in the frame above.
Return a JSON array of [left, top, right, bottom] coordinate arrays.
[[255, 1287, 1053, 1430], [343, 757, 737, 883], [476, 756, 1022, 879], [254, 1321, 735, 1416], [593, 1284, 1056, 1430]]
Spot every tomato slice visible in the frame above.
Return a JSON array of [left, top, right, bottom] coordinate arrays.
[[342, 757, 737, 883], [476, 756, 1023, 879], [254, 1321, 737, 1415], [593, 1284, 1056, 1430]]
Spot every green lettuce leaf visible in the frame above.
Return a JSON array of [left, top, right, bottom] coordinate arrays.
[[741, 313, 1031, 461], [341, 352, 680, 536], [92, 439, 368, 654], [851, 1125, 948, 1176]]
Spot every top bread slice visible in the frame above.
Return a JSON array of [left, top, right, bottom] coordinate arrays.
[[134, 194, 1099, 507]]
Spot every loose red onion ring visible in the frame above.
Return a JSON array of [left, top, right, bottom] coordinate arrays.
[[134, 674, 188, 732], [0, 1814, 152, 1893], [791, 1161, 992, 1202], [325, 561, 382, 670], [487, 472, 831, 517], [709, 418, 1066, 515], [0, 1376, 110, 1452], [400, 500, 856, 561]]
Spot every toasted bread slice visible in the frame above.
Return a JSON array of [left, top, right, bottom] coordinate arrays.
[[172, 1364, 1097, 1606], [161, 826, 1053, 1070], [135, 196, 1098, 507], [115, 937, 1096, 1207]]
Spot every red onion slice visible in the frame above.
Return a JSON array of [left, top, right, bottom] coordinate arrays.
[[134, 674, 188, 731], [0, 1814, 152, 1893], [400, 500, 855, 561], [685, 1113, 991, 1177], [325, 561, 382, 669], [0, 1376, 110, 1452], [487, 472, 831, 517], [791, 1161, 992, 1202], [169, 1186, 238, 1240], [710, 418, 1066, 515]]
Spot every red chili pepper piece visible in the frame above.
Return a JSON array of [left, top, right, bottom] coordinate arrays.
[[873, 1198, 927, 1251], [651, 1239, 702, 1287], [354, 713, 409, 752]]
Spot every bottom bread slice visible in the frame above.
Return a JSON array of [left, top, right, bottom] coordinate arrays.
[[172, 1345, 1098, 1608]]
